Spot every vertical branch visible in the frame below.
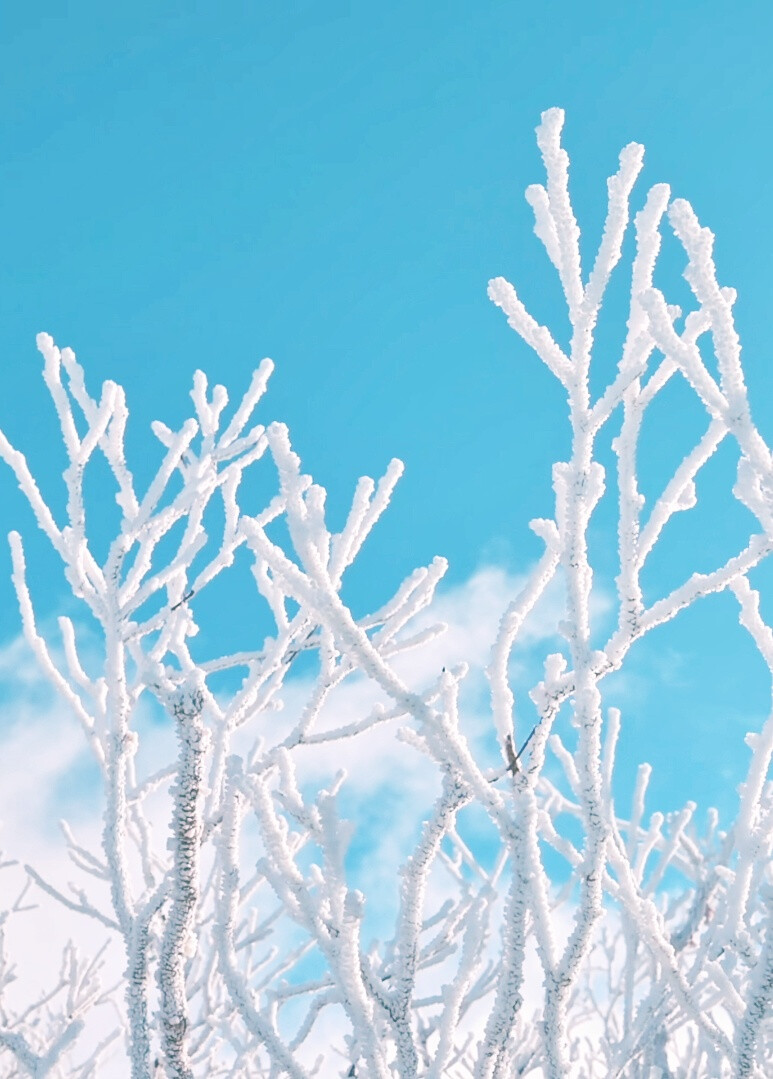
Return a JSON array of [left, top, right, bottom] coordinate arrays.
[[157, 685, 207, 1079], [213, 761, 309, 1079], [540, 140, 609, 1078], [392, 773, 469, 1077], [102, 615, 151, 1079], [733, 899, 773, 1079]]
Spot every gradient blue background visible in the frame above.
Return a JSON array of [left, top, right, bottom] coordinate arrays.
[[1, 1, 771, 821]]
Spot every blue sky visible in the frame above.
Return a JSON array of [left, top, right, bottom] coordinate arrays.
[[1, 1, 772, 823]]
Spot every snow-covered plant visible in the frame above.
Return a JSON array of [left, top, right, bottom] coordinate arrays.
[[483, 108, 773, 1078], [0, 860, 116, 1078], [0, 109, 769, 1077]]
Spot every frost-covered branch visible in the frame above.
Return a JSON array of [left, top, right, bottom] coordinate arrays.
[[0, 109, 770, 1077]]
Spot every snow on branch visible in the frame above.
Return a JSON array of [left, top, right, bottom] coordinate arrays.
[[0, 110, 769, 1077]]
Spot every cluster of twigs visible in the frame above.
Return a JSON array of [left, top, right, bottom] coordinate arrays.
[[0, 110, 769, 1077]]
